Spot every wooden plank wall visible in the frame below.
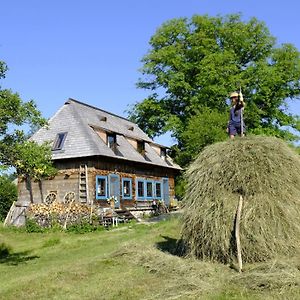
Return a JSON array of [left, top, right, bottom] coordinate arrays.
[[18, 168, 79, 204], [18, 157, 178, 208]]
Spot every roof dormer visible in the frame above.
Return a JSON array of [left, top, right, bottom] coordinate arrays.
[[98, 115, 107, 122], [107, 132, 117, 150], [137, 140, 145, 155], [52, 132, 67, 151]]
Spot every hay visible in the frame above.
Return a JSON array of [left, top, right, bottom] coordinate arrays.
[[110, 243, 229, 298], [180, 136, 300, 263], [234, 257, 300, 293], [110, 242, 300, 297]]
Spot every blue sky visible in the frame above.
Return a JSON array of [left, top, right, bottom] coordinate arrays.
[[2, 0, 300, 145]]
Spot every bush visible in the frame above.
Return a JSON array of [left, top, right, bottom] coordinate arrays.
[[66, 222, 105, 234], [0, 175, 17, 221], [0, 242, 12, 258], [25, 216, 106, 234], [25, 218, 45, 233]]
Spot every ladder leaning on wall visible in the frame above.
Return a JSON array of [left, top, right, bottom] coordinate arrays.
[[79, 164, 89, 203]]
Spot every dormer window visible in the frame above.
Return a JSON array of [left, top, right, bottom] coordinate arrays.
[[52, 132, 67, 150], [107, 133, 117, 150], [137, 140, 145, 155], [160, 148, 167, 159], [98, 115, 107, 122]]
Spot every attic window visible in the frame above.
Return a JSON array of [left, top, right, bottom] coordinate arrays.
[[107, 133, 117, 150], [52, 132, 67, 150], [137, 140, 145, 155], [98, 115, 107, 122], [160, 148, 167, 159], [127, 126, 134, 131]]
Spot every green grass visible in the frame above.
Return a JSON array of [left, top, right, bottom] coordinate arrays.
[[0, 216, 299, 300]]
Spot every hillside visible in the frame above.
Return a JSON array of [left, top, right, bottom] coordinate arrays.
[[0, 215, 300, 299]]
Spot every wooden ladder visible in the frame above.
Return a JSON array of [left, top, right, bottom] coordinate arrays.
[[79, 164, 89, 203]]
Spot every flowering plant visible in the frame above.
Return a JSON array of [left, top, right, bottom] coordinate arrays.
[[107, 196, 118, 205]]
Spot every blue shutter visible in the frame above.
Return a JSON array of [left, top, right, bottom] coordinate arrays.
[[162, 178, 169, 205], [108, 174, 120, 208]]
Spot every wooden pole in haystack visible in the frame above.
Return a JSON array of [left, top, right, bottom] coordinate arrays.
[[235, 195, 244, 272], [238, 84, 244, 138]]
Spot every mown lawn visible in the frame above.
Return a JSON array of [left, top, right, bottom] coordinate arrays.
[[0, 215, 299, 300]]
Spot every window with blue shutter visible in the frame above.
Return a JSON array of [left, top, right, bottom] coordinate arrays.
[[122, 178, 132, 200], [96, 175, 108, 199]]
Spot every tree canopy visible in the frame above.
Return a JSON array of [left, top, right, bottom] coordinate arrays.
[[128, 14, 300, 166], [0, 60, 56, 182]]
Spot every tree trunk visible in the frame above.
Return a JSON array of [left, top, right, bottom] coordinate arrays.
[[26, 175, 34, 203]]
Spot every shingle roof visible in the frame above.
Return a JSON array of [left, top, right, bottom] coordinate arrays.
[[31, 99, 181, 170]]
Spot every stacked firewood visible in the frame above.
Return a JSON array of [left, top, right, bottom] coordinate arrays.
[[27, 200, 95, 228]]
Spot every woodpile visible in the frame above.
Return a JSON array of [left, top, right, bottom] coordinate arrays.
[[27, 200, 95, 228], [25, 192, 136, 228]]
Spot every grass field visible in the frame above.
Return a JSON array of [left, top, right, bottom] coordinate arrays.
[[0, 214, 300, 300]]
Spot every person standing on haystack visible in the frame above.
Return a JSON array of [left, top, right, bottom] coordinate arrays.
[[227, 91, 245, 139]]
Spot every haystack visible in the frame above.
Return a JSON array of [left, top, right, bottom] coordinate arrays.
[[180, 136, 300, 264]]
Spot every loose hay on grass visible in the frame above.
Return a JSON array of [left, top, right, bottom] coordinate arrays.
[[180, 136, 300, 263], [110, 243, 230, 298], [110, 242, 300, 298], [233, 256, 300, 294]]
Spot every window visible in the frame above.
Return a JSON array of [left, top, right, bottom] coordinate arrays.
[[155, 182, 162, 198], [137, 179, 145, 199], [107, 133, 116, 148], [160, 148, 167, 159], [146, 181, 153, 198], [52, 132, 67, 150], [122, 178, 132, 199], [136, 179, 157, 200], [96, 175, 107, 199], [98, 115, 107, 121], [137, 140, 145, 154], [106, 133, 118, 152]]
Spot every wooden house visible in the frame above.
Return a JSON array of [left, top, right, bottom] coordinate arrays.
[[14, 99, 181, 223]]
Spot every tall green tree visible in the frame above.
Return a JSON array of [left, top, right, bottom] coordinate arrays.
[[128, 14, 300, 166], [0, 60, 56, 202], [174, 107, 228, 165]]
